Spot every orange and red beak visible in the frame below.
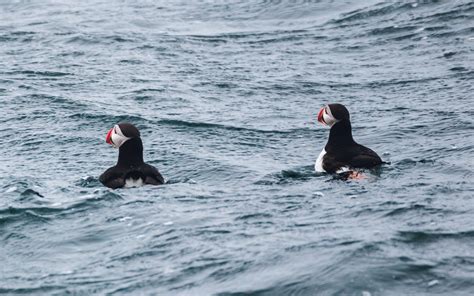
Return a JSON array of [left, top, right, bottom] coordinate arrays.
[[317, 107, 326, 125], [105, 127, 114, 145]]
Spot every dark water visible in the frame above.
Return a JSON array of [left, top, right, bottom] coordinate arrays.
[[1, 0, 473, 295]]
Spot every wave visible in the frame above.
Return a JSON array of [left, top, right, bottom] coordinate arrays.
[[0, 207, 52, 227], [157, 118, 303, 134], [331, 2, 415, 24], [67, 113, 149, 125], [383, 204, 452, 217], [0, 189, 123, 228], [397, 230, 474, 244], [0, 286, 66, 295], [330, 1, 472, 25], [67, 113, 286, 135], [76, 176, 102, 188], [412, 1, 474, 23], [5, 70, 71, 77], [255, 165, 320, 185], [330, 0, 473, 44], [64, 33, 141, 45]]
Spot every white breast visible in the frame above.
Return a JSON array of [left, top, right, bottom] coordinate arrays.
[[315, 148, 326, 172], [124, 178, 144, 188]]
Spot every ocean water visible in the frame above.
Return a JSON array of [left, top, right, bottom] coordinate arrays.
[[1, 0, 473, 295]]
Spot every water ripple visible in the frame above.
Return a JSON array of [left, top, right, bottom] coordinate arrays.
[[1, 0, 473, 294]]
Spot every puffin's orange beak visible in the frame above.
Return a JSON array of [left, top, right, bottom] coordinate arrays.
[[105, 128, 113, 145], [317, 107, 326, 125]]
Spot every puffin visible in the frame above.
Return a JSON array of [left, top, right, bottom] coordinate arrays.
[[315, 103, 383, 176], [99, 123, 164, 189]]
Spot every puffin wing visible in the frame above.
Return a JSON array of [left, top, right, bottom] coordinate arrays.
[[141, 163, 165, 185], [99, 167, 126, 189], [322, 153, 348, 174], [348, 145, 382, 169], [103, 178, 126, 189]]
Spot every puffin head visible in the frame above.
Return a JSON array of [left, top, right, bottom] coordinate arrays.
[[317, 103, 350, 127], [105, 123, 141, 148]]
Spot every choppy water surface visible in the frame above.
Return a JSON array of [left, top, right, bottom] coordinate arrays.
[[1, 1, 473, 295]]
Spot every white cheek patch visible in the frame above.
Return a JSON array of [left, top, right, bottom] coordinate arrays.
[[323, 108, 338, 127], [111, 125, 131, 148]]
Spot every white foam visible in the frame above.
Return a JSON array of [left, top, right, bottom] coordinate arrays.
[[5, 186, 17, 193], [415, 27, 425, 33]]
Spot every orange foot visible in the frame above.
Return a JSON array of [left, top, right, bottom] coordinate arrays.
[[348, 171, 366, 180]]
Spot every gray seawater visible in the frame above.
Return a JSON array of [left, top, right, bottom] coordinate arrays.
[[1, 0, 473, 295]]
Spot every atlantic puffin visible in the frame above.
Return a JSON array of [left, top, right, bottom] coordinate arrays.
[[99, 123, 164, 189], [315, 103, 383, 175]]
